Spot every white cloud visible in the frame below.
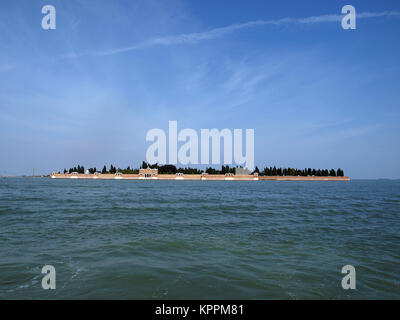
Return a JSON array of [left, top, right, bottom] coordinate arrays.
[[78, 10, 400, 57]]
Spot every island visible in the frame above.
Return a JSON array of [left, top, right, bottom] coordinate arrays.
[[49, 162, 350, 181]]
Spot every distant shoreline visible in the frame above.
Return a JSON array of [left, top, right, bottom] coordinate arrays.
[[50, 173, 350, 181]]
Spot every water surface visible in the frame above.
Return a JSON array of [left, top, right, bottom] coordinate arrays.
[[0, 178, 399, 299]]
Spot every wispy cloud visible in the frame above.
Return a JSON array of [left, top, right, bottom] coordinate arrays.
[[3, 10, 400, 69], [76, 10, 400, 57]]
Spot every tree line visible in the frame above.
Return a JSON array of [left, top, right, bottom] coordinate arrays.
[[64, 163, 344, 177], [255, 166, 344, 177], [140, 162, 204, 174], [139, 162, 238, 174]]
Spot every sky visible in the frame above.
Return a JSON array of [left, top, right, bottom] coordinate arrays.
[[0, 0, 399, 178]]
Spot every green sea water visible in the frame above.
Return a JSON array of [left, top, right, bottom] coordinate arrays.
[[0, 178, 399, 299]]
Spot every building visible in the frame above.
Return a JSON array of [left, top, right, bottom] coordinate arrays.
[[139, 168, 158, 178]]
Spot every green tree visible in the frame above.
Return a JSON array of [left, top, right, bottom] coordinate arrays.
[[141, 161, 148, 169], [109, 165, 117, 174]]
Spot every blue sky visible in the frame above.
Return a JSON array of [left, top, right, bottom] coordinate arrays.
[[0, 0, 399, 178]]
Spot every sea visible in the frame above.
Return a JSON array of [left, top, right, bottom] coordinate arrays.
[[0, 178, 399, 299]]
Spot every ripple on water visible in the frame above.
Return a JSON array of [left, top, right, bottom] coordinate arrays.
[[0, 178, 399, 299]]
